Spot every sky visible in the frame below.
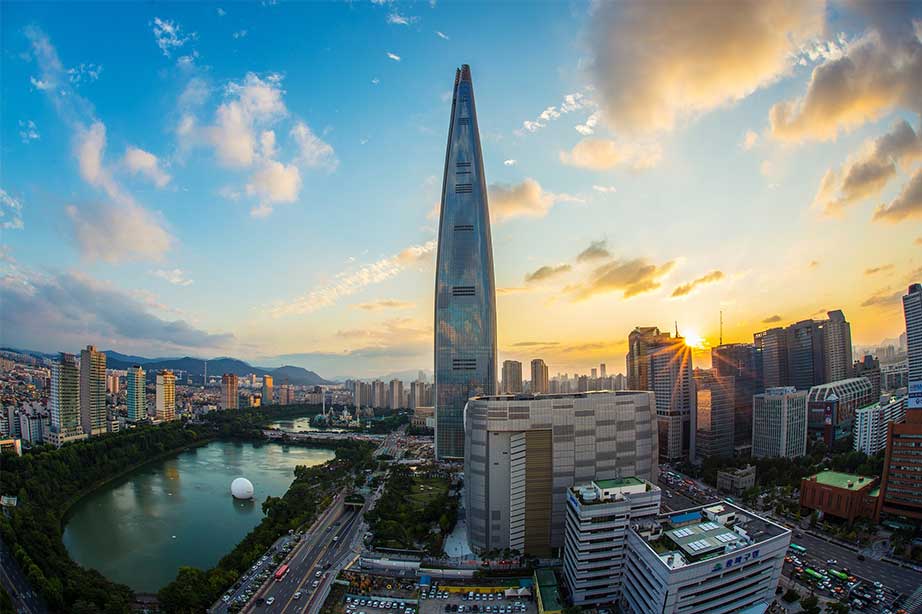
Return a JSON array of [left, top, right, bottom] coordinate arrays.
[[1, 1, 921, 379]]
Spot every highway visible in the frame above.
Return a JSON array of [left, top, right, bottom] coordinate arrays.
[[0, 536, 46, 614]]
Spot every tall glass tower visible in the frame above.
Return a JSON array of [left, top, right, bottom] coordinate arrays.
[[434, 65, 497, 459]]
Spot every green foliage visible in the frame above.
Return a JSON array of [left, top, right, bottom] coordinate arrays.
[[782, 588, 801, 603], [800, 594, 820, 614], [0, 586, 15, 614]]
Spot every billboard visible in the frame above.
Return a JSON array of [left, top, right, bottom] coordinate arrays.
[[910, 381, 922, 410]]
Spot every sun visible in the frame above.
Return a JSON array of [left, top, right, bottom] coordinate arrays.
[[683, 330, 707, 349]]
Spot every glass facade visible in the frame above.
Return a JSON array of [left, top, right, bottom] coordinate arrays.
[[434, 65, 497, 459]]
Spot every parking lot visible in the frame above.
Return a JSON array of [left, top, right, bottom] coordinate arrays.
[[417, 584, 536, 614]]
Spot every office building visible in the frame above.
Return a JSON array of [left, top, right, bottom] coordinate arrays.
[[502, 360, 523, 394], [531, 359, 549, 394], [221, 373, 239, 410], [786, 319, 826, 391], [823, 310, 853, 382], [853, 395, 907, 455], [806, 377, 874, 444], [388, 379, 404, 410], [278, 383, 295, 405], [262, 374, 273, 405], [621, 503, 790, 614], [126, 365, 146, 422], [464, 391, 658, 555], [563, 478, 661, 606], [716, 465, 756, 497], [156, 370, 176, 421], [752, 387, 807, 459], [753, 327, 787, 389], [48, 353, 86, 447], [853, 354, 882, 399], [600, 363, 607, 379], [905, 283, 922, 388], [800, 471, 879, 524], [694, 373, 734, 459], [433, 65, 498, 460], [711, 342, 763, 447], [79, 345, 107, 436]]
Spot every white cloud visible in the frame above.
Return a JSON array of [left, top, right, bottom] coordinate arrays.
[[559, 138, 662, 170], [268, 240, 436, 317], [18, 120, 40, 143], [232, 29, 248, 39], [520, 91, 591, 135], [592, 185, 617, 193], [371, 77, 380, 85], [387, 12, 416, 25], [741, 129, 759, 150], [206, 72, 287, 167], [151, 17, 194, 58], [291, 121, 338, 170], [29, 76, 52, 91], [575, 111, 601, 136], [67, 201, 172, 263], [260, 130, 277, 158], [153, 268, 194, 286], [503, 159, 517, 166], [216, 7, 226, 16], [489, 178, 583, 223], [246, 160, 302, 217], [0, 189, 24, 230], [124, 146, 171, 188], [67, 63, 102, 85], [386, 52, 401, 62], [435, 31, 449, 40]]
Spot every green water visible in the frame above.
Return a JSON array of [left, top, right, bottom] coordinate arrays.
[[62, 440, 334, 593]]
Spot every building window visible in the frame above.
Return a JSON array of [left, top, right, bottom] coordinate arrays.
[[452, 286, 476, 296]]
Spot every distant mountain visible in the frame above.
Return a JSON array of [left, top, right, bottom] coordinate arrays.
[[101, 352, 331, 386], [331, 369, 432, 383]]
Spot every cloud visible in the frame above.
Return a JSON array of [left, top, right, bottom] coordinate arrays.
[[576, 240, 611, 263], [525, 264, 572, 283], [864, 264, 894, 275], [589, 1, 823, 134], [592, 185, 616, 194], [232, 29, 248, 39], [354, 299, 416, 311], [519, 92, 590, 134], [566, 258, 676, 300], [762, 314, 783, 323], [559, 138, 661, 170], [67, 63, 102, 85], [503, 159, 517, 166], [0, 270, 233, 354], [217, 7, 226, 16], [770, 12, 922, 141], [124, 146, 171, 187], [246, 160, 302, 217], [290, 121, 338, 170], [386, 52, 401, 62], [496, 287, 529, 296], [67, 202, 171, 263], [861, 288, 904, 309], [813, 120, 922, 215], [874, 168, 922, 223], [153, 268, 194, 286], [575, 111, 601, 136], [808, 260, 820, 269], [387, 12, 416, 25], [435, 31, 449, 40], [0, 189, 24, 230], [30, 76, 52, 91], [268, 240, 435, 317], [742, 130, 759, 150], [18, 120, 40, 144], [488, 178, 582, 223], [671, 270, 725, 297], [151, 17, 194, 58], [916, 236, 922, 246]]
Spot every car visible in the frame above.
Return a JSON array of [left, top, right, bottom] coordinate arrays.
[[874, 582, 883, 589], [294, 591, 302, 600], [316, 571, 323, 578], [266, 597, 275, 606], [857, 554, 866, 561]]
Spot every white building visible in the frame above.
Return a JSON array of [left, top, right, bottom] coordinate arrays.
[[48, 353, 87, 447], [853, 395, 907, 455], [80, 345, 107, 436], [621, 503, 790, 614], [752, 387, 807, 459], [563, 478, 661, 606], [905, 284, 922, 388]]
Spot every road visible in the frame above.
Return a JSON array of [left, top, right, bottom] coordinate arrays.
[[0, 536, 46, 614]]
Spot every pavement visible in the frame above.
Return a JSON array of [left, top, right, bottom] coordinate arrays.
[[0, 535, 46, 614]]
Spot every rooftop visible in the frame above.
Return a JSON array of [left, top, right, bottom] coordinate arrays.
[[534, 569, 561, 613], [807, 470, 876, 491], [595, 476, 643, 489], [470, 390, 647, 402]]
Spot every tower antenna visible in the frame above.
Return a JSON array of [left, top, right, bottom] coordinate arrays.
[[719, 310, 723, 346], [675, 320, 679, 337]]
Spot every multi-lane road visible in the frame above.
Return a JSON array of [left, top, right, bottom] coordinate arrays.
[[0, 536, 45, 614]]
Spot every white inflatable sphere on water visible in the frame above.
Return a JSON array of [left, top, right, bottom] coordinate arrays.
[[231, 477, 255, 500]]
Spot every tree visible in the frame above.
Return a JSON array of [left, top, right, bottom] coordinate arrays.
[[800, 594, 820, 614], [782, 588, 801, 603]]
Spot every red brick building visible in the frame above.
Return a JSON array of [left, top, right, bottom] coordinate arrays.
[[877, 409, 922, 522], [799, 471, 879, 524]]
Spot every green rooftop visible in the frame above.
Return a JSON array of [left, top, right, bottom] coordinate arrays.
[[810, 470, 876, 490], [595, 476, 643, 489], [534, 569, 562, 614]]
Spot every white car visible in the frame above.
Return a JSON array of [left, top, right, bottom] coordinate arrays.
[[294, 591, 302, 600], [266, 597, 275, 605]]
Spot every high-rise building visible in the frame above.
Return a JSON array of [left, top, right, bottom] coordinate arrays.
[[853, 395, 907, 456], [711, 342, 763, 448], [752, 387, 808, 459], [905, 283, 922, 389], [106, 372, 120, 394], [79, 345, 107, 436], [600, 363, 607, 379], [221, 374, 239, 410], [278, 383, 295, 405], [754, 327, 788, 389], [805, 377, 874, 444], [464, 391, 658, 555], [372, 380, 386, 408], [156, 370, 176, 421], [530, 359, 549, 394], [262, 374, 274, 406], [434, 65, 497, 460], [502, 360, 523, 394], [126, 365, 146, 422], [694, 372, 735, 459], [786, 319, 826, 391], [388, 379, 404, 410], [563, 478, 661, 606], [853, 354, 882, 399], [48, 353, 85, 447], [823, 310, 853, 382]]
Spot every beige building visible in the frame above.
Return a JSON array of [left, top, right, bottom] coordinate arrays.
[[502, 360, 523, 394], [221, 373, 239, 410], [80, 345, 107, 436], [156, 370, 176, 421], [530, 359, 549, 394], [262, 374, 274, 405]]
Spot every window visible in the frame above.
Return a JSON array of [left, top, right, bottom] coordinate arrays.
[[452, 286, 476, 296], [453, 358, 477, 371], [454, 224, 474, 232], [458, 117, 471, 126], [455, 183, 473, 194]]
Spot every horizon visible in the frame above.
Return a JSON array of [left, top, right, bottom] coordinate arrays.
[[2, 2, 921, 379]]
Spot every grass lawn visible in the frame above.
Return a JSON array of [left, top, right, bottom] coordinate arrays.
[[406, 477, 449, 509]]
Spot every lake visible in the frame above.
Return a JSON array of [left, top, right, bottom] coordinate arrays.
[[62, 439, 334, 593]]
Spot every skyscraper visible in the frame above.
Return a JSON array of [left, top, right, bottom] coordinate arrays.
[[694, 372, 735, 459], [126, 365, 146, 422], [262, 374, 274, 406], [434, 64, 497, 459], [502, 360, 523, 394], [388, 379, 404, 410], [712, 342, 763, 448], [752, 387, 807, 459], [600, 363, 607, 379], [823, 309, 853, 382], [80, 345, 107, 436], [785, 319, 826, 391], [49, 353, 85, 447], [905, 283, 922, 390], [530, 358, 549, 393], [156, 370, 176, 421], [221, 373, 239, 410], [754, 327, 788, 389]]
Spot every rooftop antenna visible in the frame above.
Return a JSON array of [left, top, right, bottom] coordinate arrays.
[[675, 320, 679, 338], [719, 310, 723, 346]]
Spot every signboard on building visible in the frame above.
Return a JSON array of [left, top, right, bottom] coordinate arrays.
[[909, 381, 922, 410]]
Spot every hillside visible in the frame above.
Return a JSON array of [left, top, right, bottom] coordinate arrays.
[[102, 352, 331, 385]]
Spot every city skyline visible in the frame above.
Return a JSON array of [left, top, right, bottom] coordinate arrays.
[[2, 3, 922, 379]]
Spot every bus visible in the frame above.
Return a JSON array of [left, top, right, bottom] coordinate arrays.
[[829, 569, 848, 581], [275, 564, 290, 581], [804, 569, 824, 581], [789, 543, 807, 554]]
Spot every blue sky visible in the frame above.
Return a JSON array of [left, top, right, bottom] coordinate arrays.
[[2, 1, 921, 378]]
